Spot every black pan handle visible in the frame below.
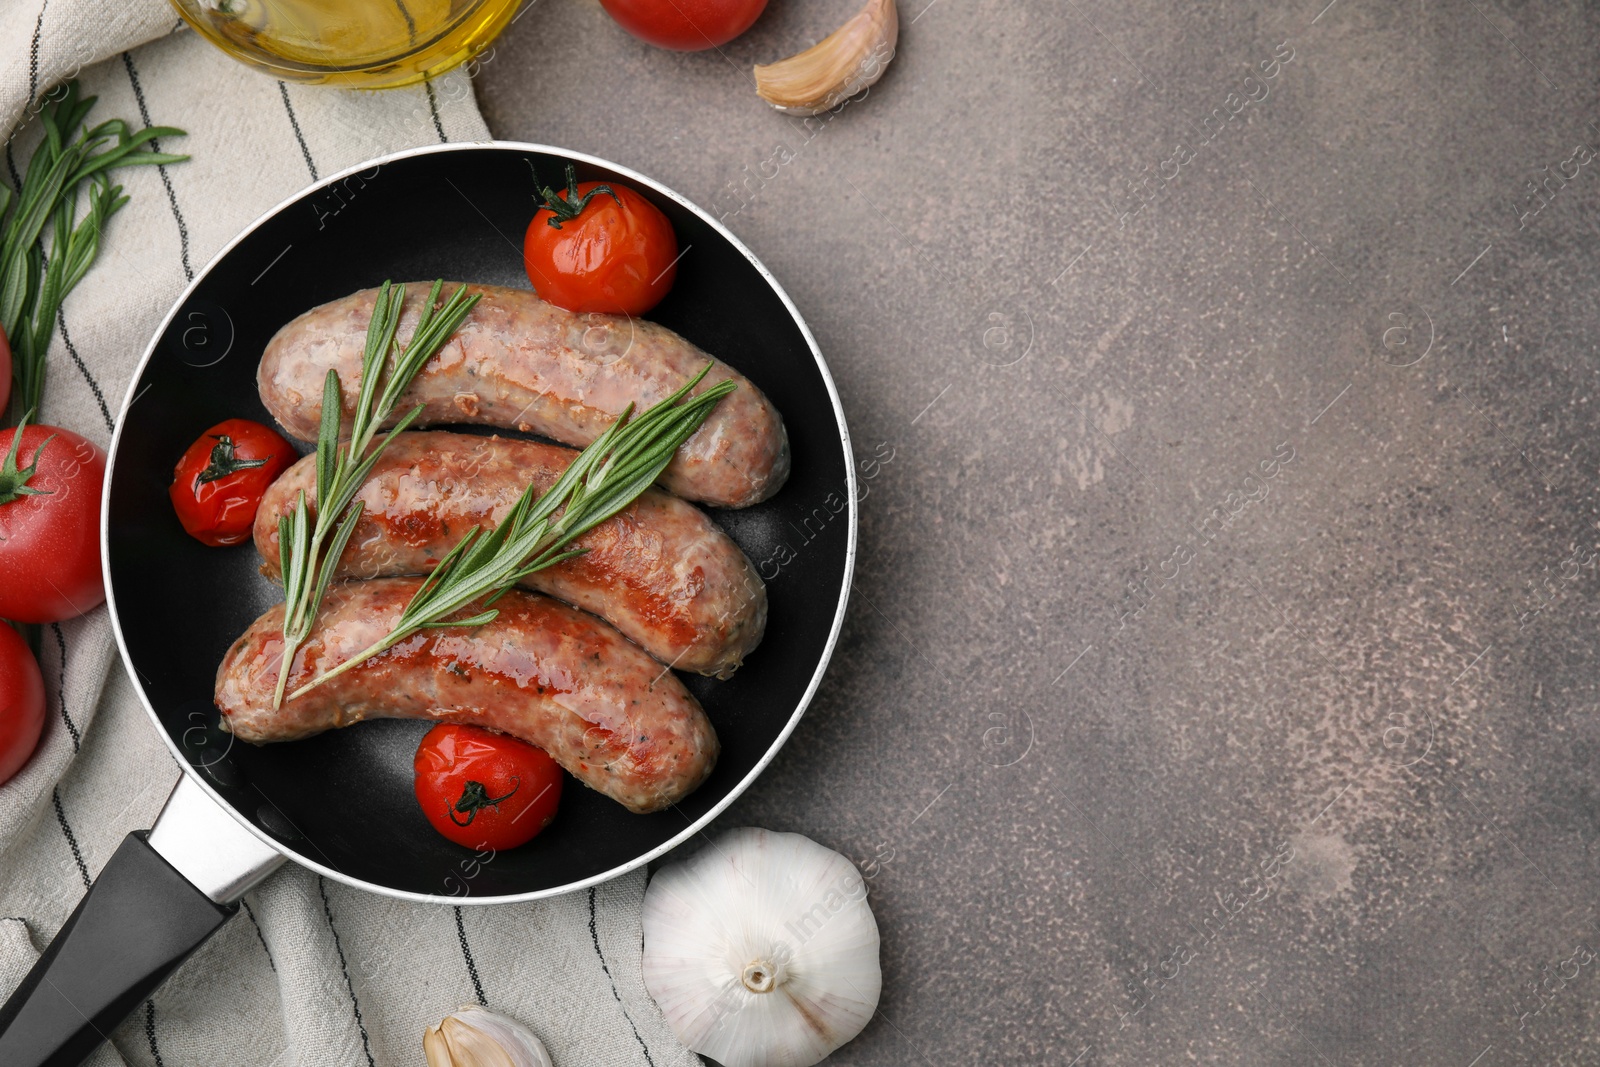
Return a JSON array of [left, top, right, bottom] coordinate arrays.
[[0, 776, 285, 1067], [0, 831, 231, 1066]]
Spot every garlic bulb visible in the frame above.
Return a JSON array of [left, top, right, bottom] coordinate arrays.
[[753, 0, 899, 116], [642, 827, 881, 1067], [423, 1005, 553, 1067]]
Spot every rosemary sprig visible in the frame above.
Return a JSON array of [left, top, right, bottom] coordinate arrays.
[[1, 80, 188, 422], [272, 280, 481, 708], [287, 364, 737, 699]]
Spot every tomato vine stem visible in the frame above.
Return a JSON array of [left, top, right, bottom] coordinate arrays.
[[532, 161, 622, 229], [0, 412, 54, 506]]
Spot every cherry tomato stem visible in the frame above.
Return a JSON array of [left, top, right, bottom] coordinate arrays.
[[447, 777, 521, 826]]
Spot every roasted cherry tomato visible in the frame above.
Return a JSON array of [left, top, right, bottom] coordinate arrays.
[[0, 623, 44, 787], [414, 724, 564, 850], [599, 0, 767, 50], [523, 164, 679, 316], [0, 418, 105, 623], [169, 419, 296, 547]]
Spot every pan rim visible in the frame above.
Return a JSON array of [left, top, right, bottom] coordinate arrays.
[[100, 140, 858, 904]]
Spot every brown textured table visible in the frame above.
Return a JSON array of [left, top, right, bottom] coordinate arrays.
[[480, 2, 1600, 1064]]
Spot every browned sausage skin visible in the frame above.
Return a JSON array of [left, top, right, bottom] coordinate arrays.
[[257, 283, 790, 509], [252, 432, 767, 679], [215, 579, 718, 814]]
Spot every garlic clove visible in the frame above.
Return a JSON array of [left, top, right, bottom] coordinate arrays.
[[753, 0, 899, 116], [423, 1005, 554, 1067], [642, 827, 882, 1067]]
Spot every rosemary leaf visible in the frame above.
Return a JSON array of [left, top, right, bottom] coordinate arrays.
[[423, 609, 499, 629], [312, 503, 366, 614], [347, 282, 402, 451], [315, 369, 341, 505]]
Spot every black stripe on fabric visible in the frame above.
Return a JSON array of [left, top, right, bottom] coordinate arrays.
[[5, 142, 21, 193], [144, 1001, 166, 1067], [425, 82, 448, 143], [318, 877, 377, 1067], [28, 1, 48, 106], [52, 788, 90, 889], [241, 898, 276, 972], [120, 52, 193, 282], [588, 888, 656, 1067], [0, 917, 26, 925], [55, 310, 112, 432], [453, 906, 486, 1006], [48, 623, 80, 751], [277, 82, 318, 182]]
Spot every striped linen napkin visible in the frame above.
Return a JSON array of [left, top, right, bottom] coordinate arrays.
[[0, 6, 696, 1066]]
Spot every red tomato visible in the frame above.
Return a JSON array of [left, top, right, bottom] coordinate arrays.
[[0, 420, 105, 623], [414, 724, 564, 850], [0, 623, 44, 787], [523, 164, 679, 316], [169, 419, 296, 547], [0, 328, 11, 416], [599, 0, 767, 50]]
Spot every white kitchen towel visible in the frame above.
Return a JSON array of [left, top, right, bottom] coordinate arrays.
[[0, 6, 698, 1066]]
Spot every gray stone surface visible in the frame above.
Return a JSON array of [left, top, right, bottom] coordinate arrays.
[[480, 2, 1600, 1064]]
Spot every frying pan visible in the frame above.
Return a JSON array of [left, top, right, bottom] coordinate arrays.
[[0, 143, 855, 1066]]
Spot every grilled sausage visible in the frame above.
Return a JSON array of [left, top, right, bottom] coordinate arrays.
[[253, 432, 766, 678], [257, 283, 790, 508], [215, 578, 718, 814]]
